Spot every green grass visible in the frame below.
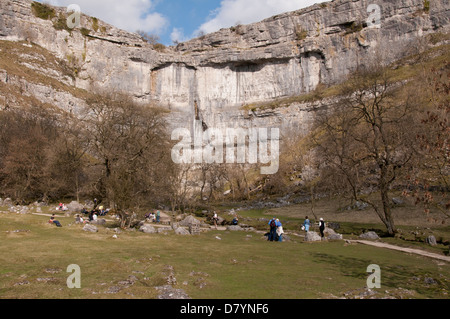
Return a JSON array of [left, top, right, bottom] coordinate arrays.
[[31, 2, 56, 20], [0, 212, 448, 299]]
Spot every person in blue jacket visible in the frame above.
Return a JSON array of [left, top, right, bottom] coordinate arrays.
[[268, 217, 277, 241], [303, 216, 310, 232]]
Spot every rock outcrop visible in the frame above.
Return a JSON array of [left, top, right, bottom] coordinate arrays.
[[0, 0, 449, 133]]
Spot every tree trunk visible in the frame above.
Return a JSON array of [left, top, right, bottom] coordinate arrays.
[[381, 189, 397, 236]]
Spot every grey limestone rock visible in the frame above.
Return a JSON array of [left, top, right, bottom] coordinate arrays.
[[359, 231, 380, 240], [304, 231, 322, 242], [82, 224, 98, 233]]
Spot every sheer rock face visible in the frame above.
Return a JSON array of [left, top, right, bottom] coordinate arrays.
[[1, 0, 449, 132]]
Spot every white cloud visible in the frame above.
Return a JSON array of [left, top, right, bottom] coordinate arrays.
[[40, 0, 169, 34], [198, 0, 328, 34], [170, 27, 186, 44]]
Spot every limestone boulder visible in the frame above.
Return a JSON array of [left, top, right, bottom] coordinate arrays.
[[139, 224, 157, 234], [83, 224, 98, 233], [304, 231, 322, 242], [359, 231, 380, 240], [174, 227, 190, 235]]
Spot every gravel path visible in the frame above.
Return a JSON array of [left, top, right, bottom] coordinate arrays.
[[350, 240, 450, 263]]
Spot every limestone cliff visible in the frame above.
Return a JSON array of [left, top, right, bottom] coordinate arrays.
[[0, 0, 449, 133]]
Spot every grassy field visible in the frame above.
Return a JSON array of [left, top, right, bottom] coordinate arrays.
[[0, 197, 449, 299]]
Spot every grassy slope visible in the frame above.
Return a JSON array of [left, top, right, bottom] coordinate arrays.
[[0, 211, 448, 299]]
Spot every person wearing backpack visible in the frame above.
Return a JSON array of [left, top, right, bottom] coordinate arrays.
[[268, 218, 277, 241]]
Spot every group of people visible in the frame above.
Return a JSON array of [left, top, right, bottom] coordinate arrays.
[[268, 217, 284, 242], [81, 206, 109, 217], [268, 216, 326, 242], [302, 216, 326, 238], [75, 209, 108, 224], [144, 210, 161, 223], [80, 207, 108, 222]]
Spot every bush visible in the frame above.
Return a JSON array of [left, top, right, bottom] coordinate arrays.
[[80, 28, 91, 37], [153, 43, 166, 52], [424, 0, 430, 13], [295, 25, 308, 41], [53, 13, 72, 32], [91, 17, 99, 32], [31, 2, 56, 20]]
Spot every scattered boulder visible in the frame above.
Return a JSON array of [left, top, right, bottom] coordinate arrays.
[[67, 201, 84, 212], [90, 218, 106, 226], [226, 225, 244, 231], [425, 235, 437, 246], [324, 227, 343, 240], [304, 231, 322, 242], [155, 285, 191, 299], [174, 227, 190, 235], [3, 198, 13, 206], [359, 231, 380, 240], [179, 215, 202, 227], [189, 224, 201, 235], [328, 233, 343, 240], [139, 224, 157, 234], [424, 277, 437, 285], [392, 197, 405, 206], [324, 227, 336, 236], [346, 201, 368, 210], [83, 224, 98, 233]]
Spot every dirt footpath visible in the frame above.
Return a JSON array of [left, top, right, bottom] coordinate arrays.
[[351, 240, 450, 262]]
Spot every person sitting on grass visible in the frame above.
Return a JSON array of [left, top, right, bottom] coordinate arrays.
[[75, 214, 85, 224], [49, 215, 62, 227]]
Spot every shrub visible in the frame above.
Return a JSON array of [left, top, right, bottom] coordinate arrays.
[[423, 0, 430, 13], [153, 43, 166, 52], [295, 25, 308, 41], [91, 17, 99, 32], [31, 2, 56, 20], [53, 13, 72, 33], [80, 28, 91, 37]]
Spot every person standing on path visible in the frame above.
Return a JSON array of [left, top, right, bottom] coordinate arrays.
[[303, 216, 310, 232], [212, 211, 218, 229], [319, 218, 325, 239]]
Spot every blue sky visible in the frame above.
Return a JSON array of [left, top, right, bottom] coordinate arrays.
[[40, 0, 327, 45]]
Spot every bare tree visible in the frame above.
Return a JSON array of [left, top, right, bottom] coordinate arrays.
[[82, 92, 176, 225], [0, 106, 59, 202], [406, 61, 449, 218], [136, 30, 160, 45], [312, 65, 421, 236]]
